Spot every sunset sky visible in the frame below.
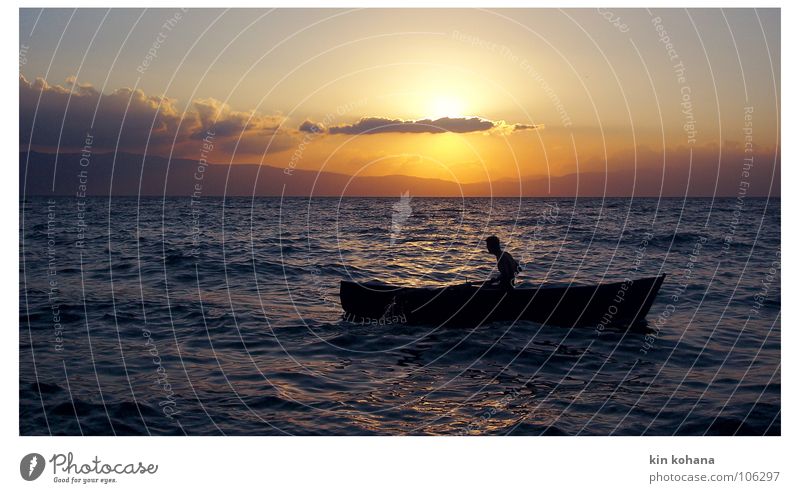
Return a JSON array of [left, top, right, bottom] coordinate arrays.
[[20, 9, 780, 194]]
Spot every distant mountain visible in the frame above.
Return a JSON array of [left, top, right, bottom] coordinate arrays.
[[19, 151, 779, 197]]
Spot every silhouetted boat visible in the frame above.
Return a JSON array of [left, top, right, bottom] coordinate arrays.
[[340, 274, 666, 328]]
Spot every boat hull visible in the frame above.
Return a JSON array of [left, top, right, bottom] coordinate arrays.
[[339, 275, 666, 328]]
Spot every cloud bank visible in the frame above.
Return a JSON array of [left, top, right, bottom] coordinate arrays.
[[20, 75, 540, 163], [19, 75, 294, 157], [300, 116, 542, 135]]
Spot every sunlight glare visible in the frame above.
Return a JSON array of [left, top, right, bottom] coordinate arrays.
[[428, 95, 466, 118]]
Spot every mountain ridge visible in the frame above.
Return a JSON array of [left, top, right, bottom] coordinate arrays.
[[20, 151, 780, 197]]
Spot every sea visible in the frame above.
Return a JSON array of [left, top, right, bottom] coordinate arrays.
[[19, 196, 780, 435]]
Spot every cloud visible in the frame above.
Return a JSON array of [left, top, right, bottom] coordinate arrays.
[[513, 123, 542, 131], [20, 74, 183, 149], [189, 98, 284, 139], [19, 75, 296, 158], [298, 119, 325, 134], [299, 116, 541, 135]]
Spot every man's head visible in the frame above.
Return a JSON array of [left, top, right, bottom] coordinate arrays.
[[485, 235, 502, 254]]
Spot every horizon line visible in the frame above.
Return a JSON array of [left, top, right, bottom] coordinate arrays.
[[20, 194, 781, 199]]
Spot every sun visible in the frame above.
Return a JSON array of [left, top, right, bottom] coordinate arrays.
[[428, 95, 466, 118]]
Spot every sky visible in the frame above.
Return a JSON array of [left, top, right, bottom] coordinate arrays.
[[19, 8, 780, 194]]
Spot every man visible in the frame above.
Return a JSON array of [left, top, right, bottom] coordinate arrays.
[[485, 235, 520, 289]]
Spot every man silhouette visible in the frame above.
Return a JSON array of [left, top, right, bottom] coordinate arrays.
[[485, 235, 520, 290]]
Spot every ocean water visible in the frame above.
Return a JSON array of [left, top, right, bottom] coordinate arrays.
[[19, 197, 780, 435]]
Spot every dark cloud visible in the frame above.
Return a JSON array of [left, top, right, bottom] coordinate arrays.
[[298, 120, 325, 134], [20, 74, 184, 150], [513, 123, 542, 131], [299, 116, 541, 135], [189, 98, 283, 139], [19, 75, 294, 157]]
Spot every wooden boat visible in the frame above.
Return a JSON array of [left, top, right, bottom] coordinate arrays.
[[340, 274, 666, 328]]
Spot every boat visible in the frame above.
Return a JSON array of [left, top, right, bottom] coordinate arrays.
[[340, 274, 666, 328]]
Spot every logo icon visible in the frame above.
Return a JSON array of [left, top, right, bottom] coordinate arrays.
[[20, 453, 45, 481], [390, 190, 413, 246]]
